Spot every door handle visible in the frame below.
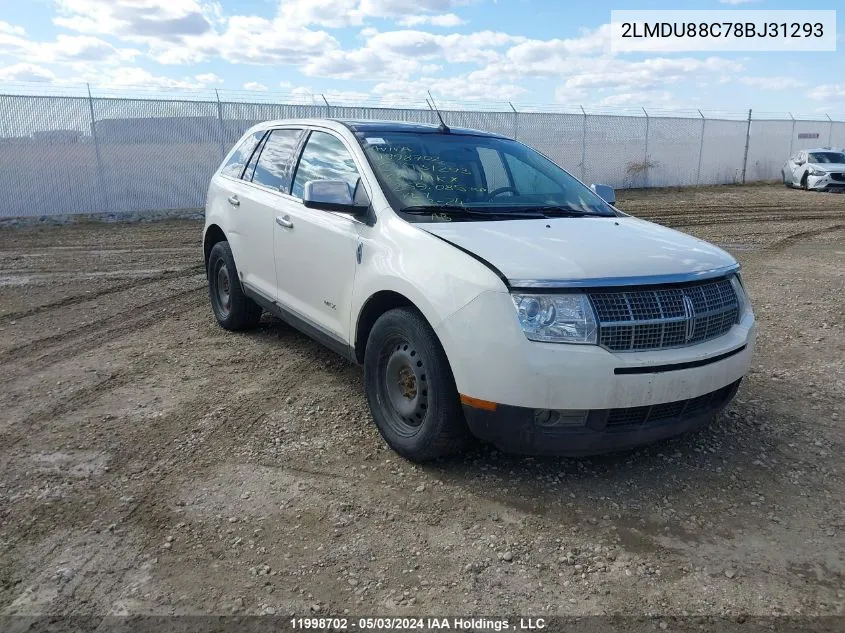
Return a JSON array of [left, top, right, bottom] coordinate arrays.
[[227, 195, 240, 207], [276, 215, 293, 229]]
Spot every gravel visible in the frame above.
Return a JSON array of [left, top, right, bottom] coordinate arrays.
[[0, 184, 843, 617]]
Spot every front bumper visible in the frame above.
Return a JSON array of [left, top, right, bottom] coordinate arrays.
[[807, 173, 845, 191], [463, 379, 740, 456], [435, 290, 755, 455]]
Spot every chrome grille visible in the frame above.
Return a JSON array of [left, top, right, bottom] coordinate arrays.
[[589, 278, 739, 352]]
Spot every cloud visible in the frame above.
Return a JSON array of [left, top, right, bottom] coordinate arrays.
[[243, 81, 268, 91], [65, 65, 217, 89], [0, 63, 56, 82], [0, 20, 25, 36], [195, 72, 223, 84], [271, 0, 472, 29], [505, 25, 612, 68], [737, 76, 806, 91], [596, 90, 679, 109], [53, 0, 214, 42], [277, 0, 363, 29], [808, 84, 845, 102], [0, 31, 139, 65], [373, 70, 526, 104], [359, 0, 469, 17], [303, 28, 521, 79], [397, 14, 465, 27]]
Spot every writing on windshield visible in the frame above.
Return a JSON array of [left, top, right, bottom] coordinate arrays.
[[358, 132, 614, 217]]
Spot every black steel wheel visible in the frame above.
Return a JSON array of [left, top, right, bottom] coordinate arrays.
[[364, 307, 470, 461], [207, 241, 262, 331]]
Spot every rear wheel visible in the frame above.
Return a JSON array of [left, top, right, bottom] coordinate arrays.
[[364, 308, 470, 461], [207, 241, 262, 331]]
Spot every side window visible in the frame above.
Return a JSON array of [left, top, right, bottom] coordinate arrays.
[[478, 147, 511, 193], [292, 131, 360, 199], [220, 131, 263, 179], [504, 153, 561, 194], [252, 129, 303, 192]]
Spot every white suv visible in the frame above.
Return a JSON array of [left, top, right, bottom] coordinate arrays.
[[203, 119, 755, 462]]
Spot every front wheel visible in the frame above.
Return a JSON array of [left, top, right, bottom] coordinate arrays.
[[364, 308, 470, 461], [801, 173, 809, 190]]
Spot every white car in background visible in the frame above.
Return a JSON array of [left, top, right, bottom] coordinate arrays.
[[203, 118, 755, 462], [782, 148, 845, 192]]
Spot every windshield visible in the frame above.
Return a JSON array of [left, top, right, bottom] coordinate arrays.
[[355, 131, 616, 220], [808, 152, 845, 164]]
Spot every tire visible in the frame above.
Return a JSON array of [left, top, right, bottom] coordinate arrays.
[[207, 241, 262, 331], [801, 173, 809, 190], [364, 307, 470, 462]]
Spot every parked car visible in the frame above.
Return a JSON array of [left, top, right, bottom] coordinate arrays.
[[203, 119, 755, 462], [782, 148, 845, 191]]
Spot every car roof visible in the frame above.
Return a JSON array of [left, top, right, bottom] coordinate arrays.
[[804, 148, 841, 153], [251, 118, 508, 139]]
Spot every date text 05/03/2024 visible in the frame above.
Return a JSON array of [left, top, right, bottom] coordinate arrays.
[[289, 617, 547, 630]]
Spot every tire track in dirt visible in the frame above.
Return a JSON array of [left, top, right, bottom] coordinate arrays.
[[0, 264, 204, 324], [3, 285, 206, 371], [766, 224, 845, 252], [637, 212, 844, 229]]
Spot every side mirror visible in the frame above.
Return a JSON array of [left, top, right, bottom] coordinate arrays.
[[590, 183, 616, 205], [302, 180, 369, 218]]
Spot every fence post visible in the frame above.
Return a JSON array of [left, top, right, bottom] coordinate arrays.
[[86, 83, 109, 212], [642, 107, 650, 188], [696, 109, 706, 186], [741, 109, 752, 184], [215, 89, 226, 158], [788, 113, 796, 157], [321, 94, 331, 118], [826, 114, 833, 147], [579, 105, 587, 182], [509, 102, 518, 140]]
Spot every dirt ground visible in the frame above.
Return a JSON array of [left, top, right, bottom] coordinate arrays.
[[0, 184, 843, 621]]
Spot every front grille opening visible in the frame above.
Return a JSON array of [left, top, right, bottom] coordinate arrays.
[[590, 277, 739, 352], [604, 381, 739, 430]]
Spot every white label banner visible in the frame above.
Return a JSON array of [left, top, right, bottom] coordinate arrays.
[[610, 10, 836, 52]]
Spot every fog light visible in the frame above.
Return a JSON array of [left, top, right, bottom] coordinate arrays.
[[534, 409, 588, 428]]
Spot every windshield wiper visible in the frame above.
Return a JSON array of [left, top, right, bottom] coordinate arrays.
[[399, 205, 546, 219], [513, 205, 611, 218]]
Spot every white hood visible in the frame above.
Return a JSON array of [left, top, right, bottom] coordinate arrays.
[[420, 216, 737, 283]]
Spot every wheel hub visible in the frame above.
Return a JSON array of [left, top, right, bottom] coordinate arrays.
[[384, 344, 427, 426], [216, 264, 232, 316]]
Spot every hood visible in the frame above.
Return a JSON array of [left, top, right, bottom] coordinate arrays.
[[420, 216, 737, 284], [808, 162, 845, 172]]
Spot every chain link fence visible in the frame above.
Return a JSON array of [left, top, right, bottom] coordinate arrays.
[[1, 91, 844, 218]]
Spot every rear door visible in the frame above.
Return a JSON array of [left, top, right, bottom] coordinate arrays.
[[273, 128, 364, 343], [232, 128, 305, 299]]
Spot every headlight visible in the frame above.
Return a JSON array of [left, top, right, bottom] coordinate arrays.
[[511, 293, 598, 344], [729, 273, 752, 322], [809, 168, 827, 177]]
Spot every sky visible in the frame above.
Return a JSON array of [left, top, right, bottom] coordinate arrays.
[[0, 0, 843, 116]]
